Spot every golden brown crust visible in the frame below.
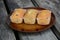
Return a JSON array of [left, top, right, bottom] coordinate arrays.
[[37, 10, 51, 25], [10, 8, 26, 23], [10, 8, 51, 25], [24, 9, 38, 24]]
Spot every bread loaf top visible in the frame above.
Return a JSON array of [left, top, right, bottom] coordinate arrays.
[[10, 8, 51, 25]]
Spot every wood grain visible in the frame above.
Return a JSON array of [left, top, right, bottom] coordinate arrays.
[[0, 0, 16, 40], [18, 29, 58, 40], [34, 0, 60, 33], [5, 0, 34, 12], [5, 0, 58, 40]]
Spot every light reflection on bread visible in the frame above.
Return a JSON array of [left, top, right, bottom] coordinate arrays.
[[37, 10, 51, 25], [24, 9, 39, 24]]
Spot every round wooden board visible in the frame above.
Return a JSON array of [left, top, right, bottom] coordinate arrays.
[[7, 7, 55, 32]]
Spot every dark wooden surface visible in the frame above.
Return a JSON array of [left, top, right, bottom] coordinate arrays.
[[18, 29, 58, 40], [34, 0, 60, 39], [34, 0, 60, 33], [4, 0, 34, 12], [0, 0, 59, 40], [0, 0, 16, 40], [4, 0, 58, 40]]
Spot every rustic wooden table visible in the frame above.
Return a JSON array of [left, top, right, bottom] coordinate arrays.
[[0, 0, 60, 40]]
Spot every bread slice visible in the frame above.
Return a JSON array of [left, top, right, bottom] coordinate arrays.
[[24, 9, 38, 24], [37, 10, 51, 25], [10, 8, 26, 23]]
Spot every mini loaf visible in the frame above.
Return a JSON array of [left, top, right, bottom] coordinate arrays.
[[37, 10, 51, 25], [10, 8, 26, 23], [24, 9, 38, 24]]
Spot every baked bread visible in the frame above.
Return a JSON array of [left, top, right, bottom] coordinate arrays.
[[37, 10, 51, 25], [24, 9, 38, 24], [10, 8, 26, 23]]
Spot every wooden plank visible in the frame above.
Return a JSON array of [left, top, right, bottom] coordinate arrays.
[[0, 1, 8, 24], [5, 0, 34, 11], [0, 24, 16, 40], [34, 0, 60, 33], [18, 29, 58, 40], [5, 0, 58, 40], [0, 0, 16, 40]]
